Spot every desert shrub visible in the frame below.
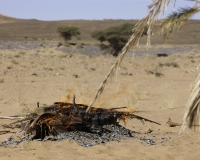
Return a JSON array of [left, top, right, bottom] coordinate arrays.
[[39, 43, 43, 47], [18, 51, 26, 55], [145, 70, 154, 75], [14, 54, 20, 58], [91, 23, 136, 56], [57, 26, 80, 42], [0, 78, 4, 83], [20, 106, 33, 117], [43, 67, 53, 71], [145, 69, 164, 77], [76, 43, 84, 49], [11, 60, 19, 65], [154, 71, 164, 77], [158, 62, 179, 68], [167, 62, 179, 68], [64, 42, 71, 47], [58, 54, 67, 58], [6, 66, 12, 69], [57, 42, 63, 47]]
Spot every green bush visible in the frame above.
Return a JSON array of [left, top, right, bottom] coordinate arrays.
[[91, 23, 135, 56], [57, 26, 80, 42]]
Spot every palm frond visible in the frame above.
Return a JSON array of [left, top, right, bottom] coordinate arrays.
[[187, 0, 200, 4], [180, 73, 200, 133], [86, 0, 174, 112], [160, 6, 200, 38]]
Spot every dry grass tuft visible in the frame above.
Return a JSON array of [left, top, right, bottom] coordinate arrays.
[[0, 78, 4, 83], [18, 50, 26, 55], [165, 97, 176, 110], [76, 43, 84, 49], [145, 68, 164, 77], [20, 106, 33, 117], [158, 62, 179, 68], [124, 93, 137, 112]]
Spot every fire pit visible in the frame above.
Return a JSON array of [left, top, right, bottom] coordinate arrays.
[[1, 96, 160, 147]]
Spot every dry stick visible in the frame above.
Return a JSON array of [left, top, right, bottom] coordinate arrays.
[[0, 130, 10, 135], [0, 116, 25, 120], [86, 0, 173, 112], [129, 113, 161, 125], [6, 117, 35, 126]]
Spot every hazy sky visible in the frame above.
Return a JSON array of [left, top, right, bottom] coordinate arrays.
[[1, 0, 200, 20]]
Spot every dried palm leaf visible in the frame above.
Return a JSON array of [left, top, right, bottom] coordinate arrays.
[[160, 6, 200, 38], [87, 0, 174, 112], [180, 73, 200, 133]]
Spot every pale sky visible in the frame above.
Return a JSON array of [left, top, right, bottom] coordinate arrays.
[[1, 0, 200, 20]]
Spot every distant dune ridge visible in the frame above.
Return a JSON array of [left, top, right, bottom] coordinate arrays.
[[0, 14, 17, 24], [0, 14, 200, 45]]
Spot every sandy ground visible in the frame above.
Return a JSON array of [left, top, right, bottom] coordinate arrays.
[[0, 45, 200, 159]]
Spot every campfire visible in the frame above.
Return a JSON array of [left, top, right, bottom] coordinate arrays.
[[1, 96, 160, 147]]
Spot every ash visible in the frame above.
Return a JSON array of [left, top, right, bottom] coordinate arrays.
[[0, 124, 157, 148], [0, 131, 30, 148], [54, 124, 134, 147]]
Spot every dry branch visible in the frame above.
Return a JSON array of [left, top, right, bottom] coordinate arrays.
[[0, 130, 10, 135], [0, 116, 25, 120]]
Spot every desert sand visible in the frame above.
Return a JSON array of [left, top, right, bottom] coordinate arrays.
[[0, 44, 200, 160]]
